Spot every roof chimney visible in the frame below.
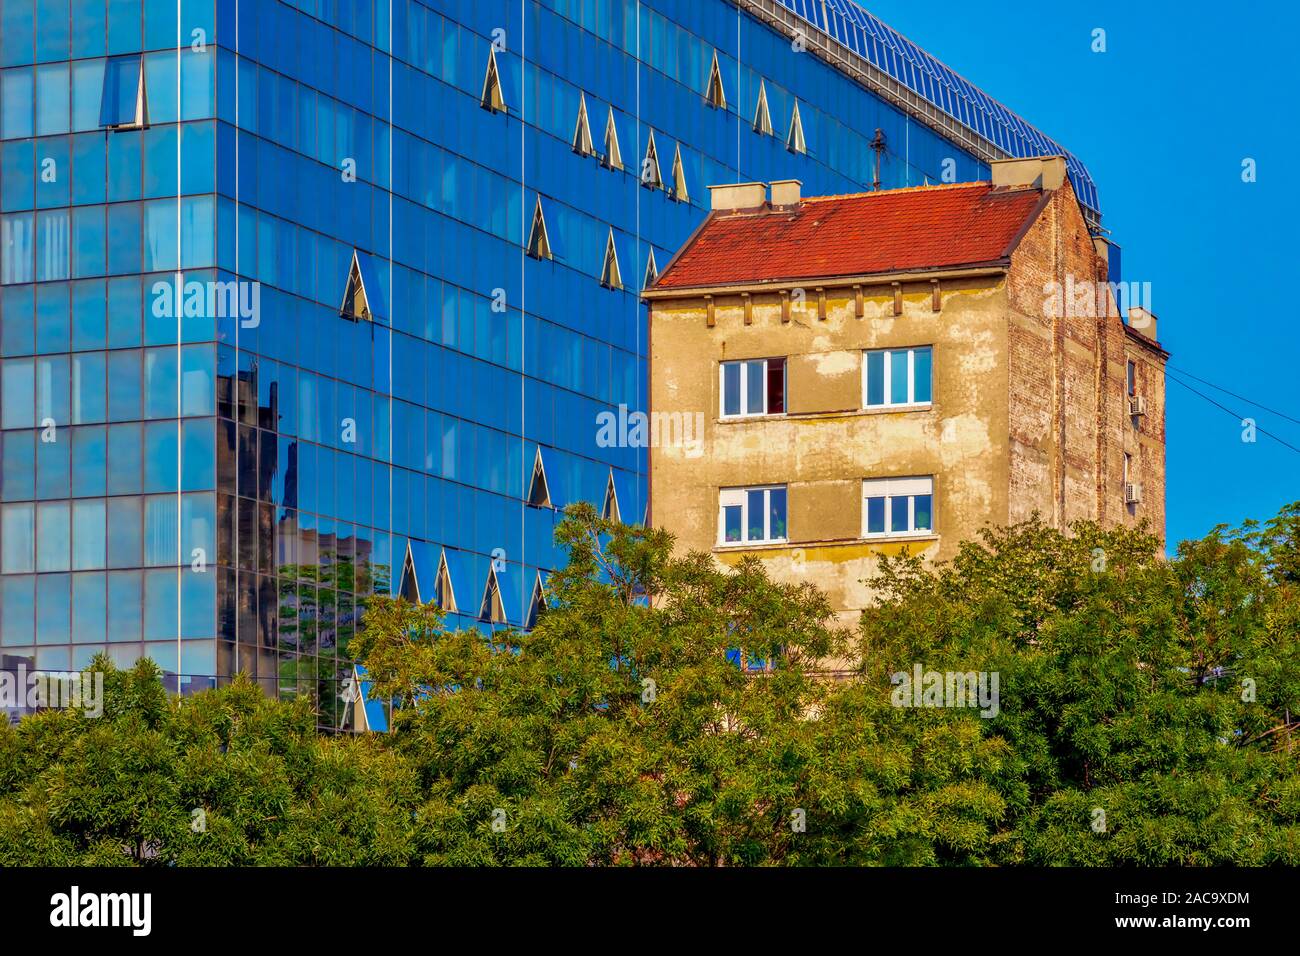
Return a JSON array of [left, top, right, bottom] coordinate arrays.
[[770, 179, 802, 206], [708, 182, 768, 212], [991, 156, 1068, 191]]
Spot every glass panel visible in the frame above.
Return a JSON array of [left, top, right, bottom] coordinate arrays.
[[36, 573, 70, 644], [723, 503, 742, 542], [72, 352, 106, 423], [914, 494, 932, 531], [36, 501, 71, 571], [746, 489, 765, 541], [106, 495, 142, 567], [865, 350, 884, 406], [35, 62, 70, 136], [1, 213, 34, 284], [1, 430, 35, 500], [745, 360, 764, 415], [722, 362, 739, 416], [72, 498, 106, 569], [768, 487, 786, 540], [72, 59, 106, 131], [144, 494, 179, 566], [866, 496, 885, 534], [2, 358, 34, 428], [1, 68, 33, 139], [913, 348, 932, 404], [71, 425, 107, 497], [1, 576, 35, 646], [2, 503, 35, 572], [890, 350, 909, 404], [890, 495, 910, 534], [106, 570, 142, 641], [143, 568, 177, 641], [72, 572, 107, 643]]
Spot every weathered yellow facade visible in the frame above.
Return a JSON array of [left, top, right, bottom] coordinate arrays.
[[646, 159, 1167, 639]]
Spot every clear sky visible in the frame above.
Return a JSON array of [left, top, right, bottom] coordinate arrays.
[[862, 0, 1299, 550]]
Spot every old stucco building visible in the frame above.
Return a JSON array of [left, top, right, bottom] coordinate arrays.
[[644, 157, 1167, 635]]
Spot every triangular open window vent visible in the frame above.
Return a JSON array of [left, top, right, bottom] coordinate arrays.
[[641, 131, 663, 190], [479, 566, 507, 624], [398, 543, 421, 603], [526, 572, 547, 630], [602, 107, 623, 170], [573, 93, 595, 156], [602, 471, 621, 522], [669, 145, 689, 204], [340, 251, 373, 322], [435, 550, 458, 614], [705, 50, 727, 109], [787, 100, 807, 155], [644, 248, 659, 290], [753, 80, 772, 135], [600, 229, 623, 290], [527, 447, 553, 508], [527, 196, 553, 260], [481, 47, 508, 113]]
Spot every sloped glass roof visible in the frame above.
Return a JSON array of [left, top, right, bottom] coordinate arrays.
[[773, 0, 1100, 218]]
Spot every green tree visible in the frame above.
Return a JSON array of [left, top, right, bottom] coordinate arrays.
[[0, 657, 421, 865], [857, 513, 1300, 865]]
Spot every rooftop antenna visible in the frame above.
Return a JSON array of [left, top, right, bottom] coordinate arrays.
[[870, 128, 887, 190]]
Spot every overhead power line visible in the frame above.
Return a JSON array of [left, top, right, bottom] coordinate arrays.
[[1164, 371, 1300, 457], [1166, 364, 1300, 427]]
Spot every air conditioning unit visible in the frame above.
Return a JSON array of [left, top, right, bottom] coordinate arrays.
[[1129, 396, 1147, 417], [1125, 482, 1143, 504]]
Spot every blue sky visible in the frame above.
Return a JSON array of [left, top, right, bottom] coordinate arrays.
[[864, 0, 1299, 549]]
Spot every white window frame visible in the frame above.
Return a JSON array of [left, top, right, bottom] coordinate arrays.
[[718, 484, 787, 546], [862, 346, 933, 409], [719, 357, 784, 419], [862, 476, 935, 538]]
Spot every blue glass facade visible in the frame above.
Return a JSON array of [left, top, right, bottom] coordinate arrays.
[[0, 0, 1089, 722]]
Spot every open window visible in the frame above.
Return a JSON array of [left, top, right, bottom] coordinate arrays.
[[526, 195, 553, 260], [705, 50, 727, 109], [641, 130, 663, 190], [753, 79, 773, 135], [573, 92, 595, 156], [399, 540, 439, 604], [526, 572, 547, 630], [340, 249, 382, 322], [527, 446, 554, 508], [644, 248, 659, 290], [434, 549, 459, 614], [602, 107, 623, 170], [669, 145, 689, 204], [721, 357, 786, 418], [398, 543, 421, 603], [602, 471, 620, 522], [479, 565, 507, 624], [100, 54, 148, 129], [481, 47, 508, 113], [600, 229, 623, 290], [787, 100, 806, 155]]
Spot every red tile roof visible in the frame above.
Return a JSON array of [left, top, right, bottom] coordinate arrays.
[[654, 181, 1046, 290]]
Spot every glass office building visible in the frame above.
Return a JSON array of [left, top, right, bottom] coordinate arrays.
[[0, 0, 1099, 723]]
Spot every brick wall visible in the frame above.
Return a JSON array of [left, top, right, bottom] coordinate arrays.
[[1006, 183, 1168, 544]]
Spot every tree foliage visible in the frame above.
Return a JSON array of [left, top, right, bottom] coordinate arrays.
[[3, 502, 1298, 865]]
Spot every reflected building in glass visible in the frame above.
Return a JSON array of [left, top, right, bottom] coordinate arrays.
[[0, 0, 1100, 725]]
